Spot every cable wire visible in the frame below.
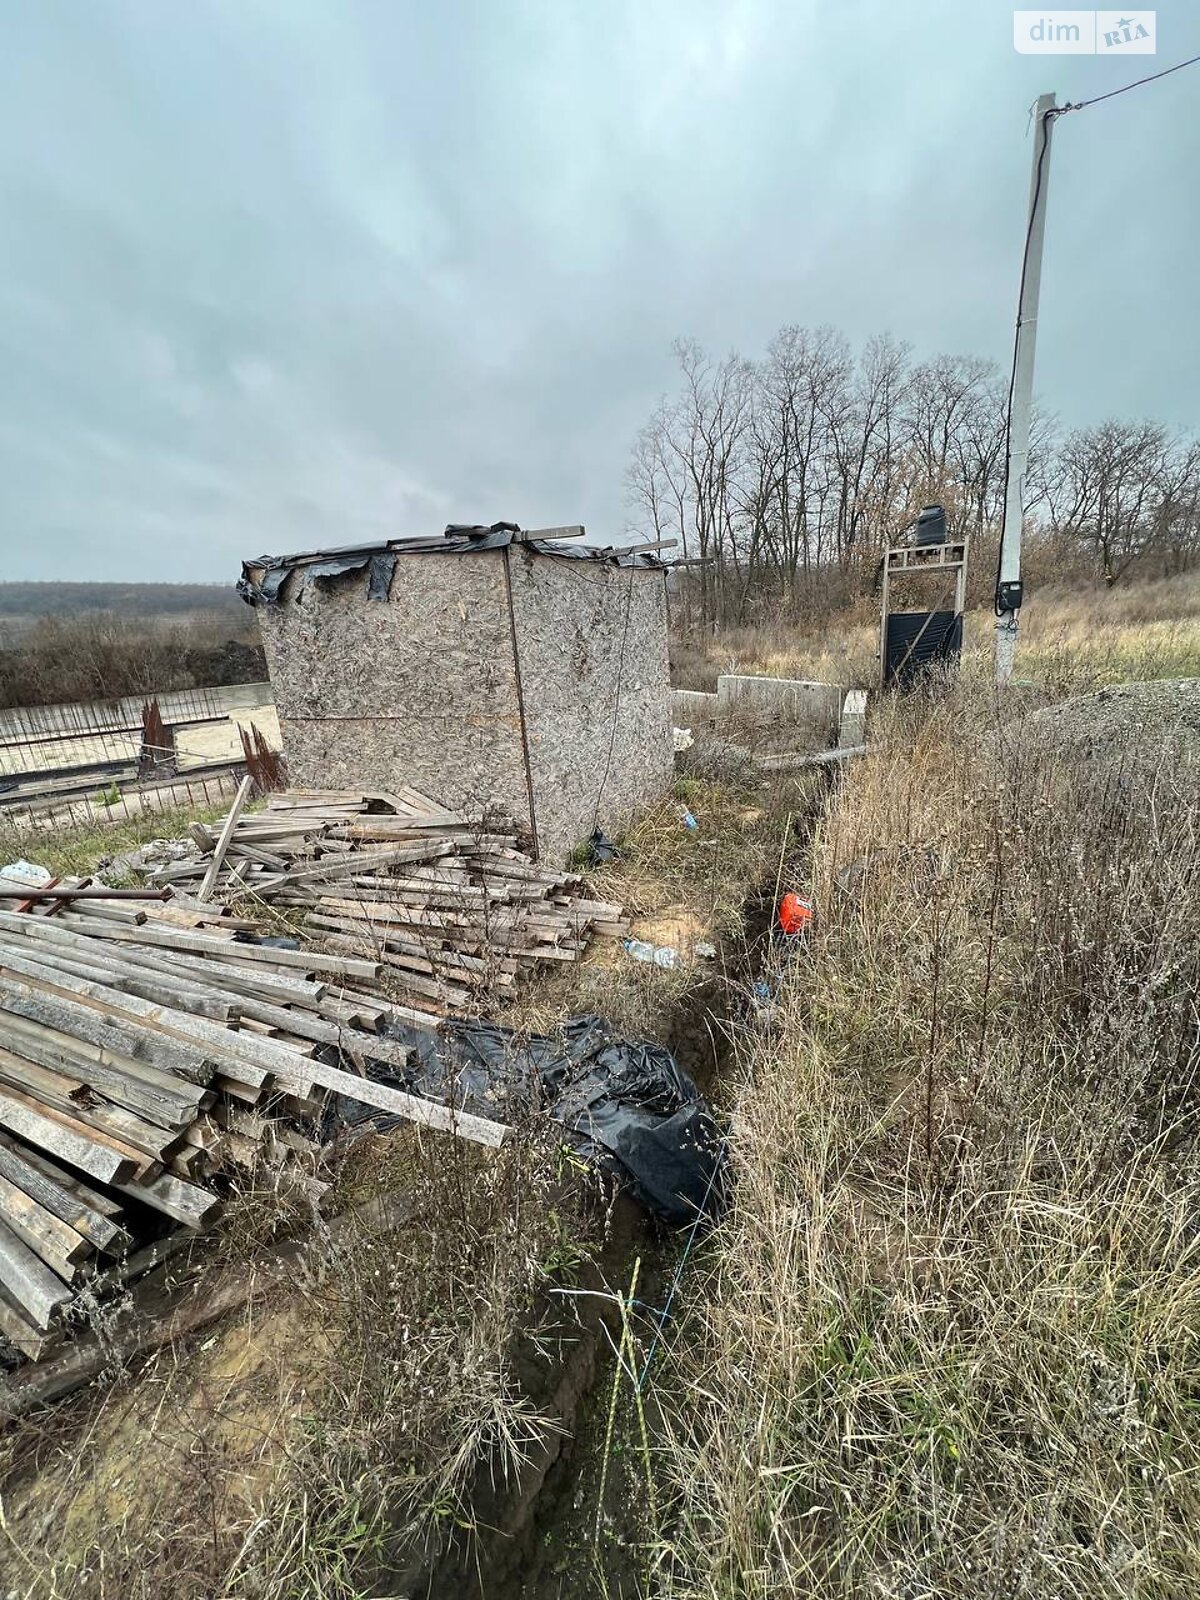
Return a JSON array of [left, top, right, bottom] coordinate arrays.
[[1060, 51, 1200, 112], [995, 51, 1200, 617]]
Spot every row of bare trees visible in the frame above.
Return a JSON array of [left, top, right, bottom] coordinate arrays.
[[629, 329, 1200, 628], [1048, 420, 1200, 586], [0, 614, 266, 709]]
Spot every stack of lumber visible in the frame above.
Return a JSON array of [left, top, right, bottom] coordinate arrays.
[[0, 892, 507, 1362], [151, 786, 629, 1018]]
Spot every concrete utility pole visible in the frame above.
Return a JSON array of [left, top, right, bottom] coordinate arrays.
[[996, 91, 1057, 687]]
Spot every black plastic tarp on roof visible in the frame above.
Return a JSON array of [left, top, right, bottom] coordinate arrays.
[[238, 522, 667, 607]]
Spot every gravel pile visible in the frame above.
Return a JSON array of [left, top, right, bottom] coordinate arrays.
[[1014, 678, 1200, 796]]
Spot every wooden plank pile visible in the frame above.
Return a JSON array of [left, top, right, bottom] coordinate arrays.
[[0, 785, 626, 1364], [151, 787, 629, 1018], [0, 891, 507, 1362]]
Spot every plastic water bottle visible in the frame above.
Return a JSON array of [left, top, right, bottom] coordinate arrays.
[[623, 938, 679, 969]]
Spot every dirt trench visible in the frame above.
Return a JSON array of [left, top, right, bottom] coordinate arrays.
[[402, 883, 792, 1600]]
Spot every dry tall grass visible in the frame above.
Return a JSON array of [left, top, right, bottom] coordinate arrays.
[[655, 669, 1200, 1597], [0, 1123, 590, 1600], [670, 572, 1200, 696]]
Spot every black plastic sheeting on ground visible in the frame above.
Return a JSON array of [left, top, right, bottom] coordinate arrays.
[[584, 827, 621, 865], [322, 1015, 727, 1227], [239, 522, 668, 607]]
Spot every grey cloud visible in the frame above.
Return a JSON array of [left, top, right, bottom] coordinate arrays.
[[1, 0, 1197, 580]]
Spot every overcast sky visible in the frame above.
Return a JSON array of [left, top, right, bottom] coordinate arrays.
[[1, 0, 1197, 582]]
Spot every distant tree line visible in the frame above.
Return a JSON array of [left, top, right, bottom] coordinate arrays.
[[0, 582, 245, 621], [0, 614, 265, 711], [628, 330, 1200, 630]]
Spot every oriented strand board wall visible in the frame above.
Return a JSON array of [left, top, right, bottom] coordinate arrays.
[[508, 549, 672, 859], [256, 551, 533, 829]]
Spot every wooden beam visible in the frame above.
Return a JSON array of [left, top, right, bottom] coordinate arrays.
[[198, 773, 254, 902], [0, 1281, 56, 1360], [0, 1135, 125, 1217], [0, 1219, 72, 1329], [0, 1139, 129, 1254], [13, 926, 325, 1006], [0, 1019, 206, 1128], [0, 1048, 187, 1155], [512, 524, 585, 542], [0, 957, 498, 1146], [607, 538, 678, 556], [0, 959, 270, 1088], [229, 997, 412, 1067], [0, 1089, 139, 1185], [110, 1170, 220, 1229], [0, 942, 238, 1023], [41, 916, 382, 982], [0, 1174, 91, 1274], [752, 745, 867, 772], [0, 969, 220, 1085]]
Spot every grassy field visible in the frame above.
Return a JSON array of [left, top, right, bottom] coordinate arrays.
[[670, 572, 1200, 695], [647, 657, 1200, 1597], [0, 800, 233, 880]]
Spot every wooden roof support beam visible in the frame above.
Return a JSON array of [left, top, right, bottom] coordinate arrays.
[[513, 525, 585, 542], [603, 538, 678, 557]]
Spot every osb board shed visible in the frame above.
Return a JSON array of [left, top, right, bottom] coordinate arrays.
[[240, 526, 674, 862]]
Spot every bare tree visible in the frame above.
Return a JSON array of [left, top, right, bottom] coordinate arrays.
[[1153, 436, 1200, 576], [629, 342, 753, 631], [627, 325, 1200, 628], [1047, 421, 1173, 583], [827, 332, 910, 573]]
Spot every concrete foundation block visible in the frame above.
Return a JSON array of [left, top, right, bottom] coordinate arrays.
[[838, 688, 868, 748], [716, 674, 844, 727]]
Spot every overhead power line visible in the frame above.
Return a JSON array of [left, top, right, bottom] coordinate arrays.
[[1059, 50, 1200, 114], [994, 48, 1200, 676]]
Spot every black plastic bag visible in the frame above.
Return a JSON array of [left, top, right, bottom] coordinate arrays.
[[329, 1015, 726, 1227]]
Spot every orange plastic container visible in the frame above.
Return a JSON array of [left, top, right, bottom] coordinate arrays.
[[778, 892, 813, 936]]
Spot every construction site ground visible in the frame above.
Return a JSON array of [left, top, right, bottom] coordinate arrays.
[[0, 762, 824, 1599]]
